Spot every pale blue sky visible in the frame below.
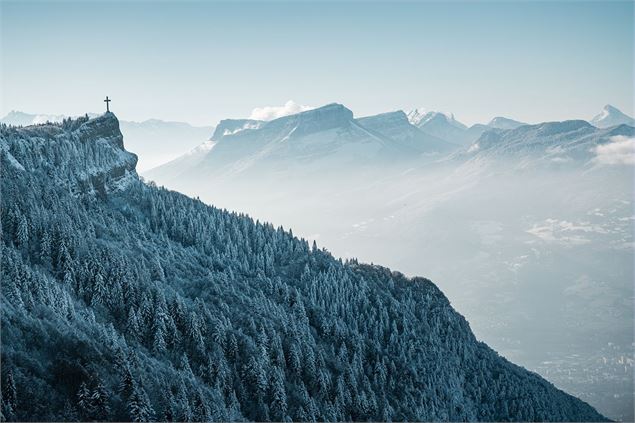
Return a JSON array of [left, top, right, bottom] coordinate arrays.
[[1, 1, 633, 126]]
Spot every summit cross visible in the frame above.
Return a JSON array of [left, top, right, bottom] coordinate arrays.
[[104, 96, 111, 112]]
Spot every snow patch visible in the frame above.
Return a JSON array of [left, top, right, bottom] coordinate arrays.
[[526, 218, 608, 246], [467, 143, 480, 153]]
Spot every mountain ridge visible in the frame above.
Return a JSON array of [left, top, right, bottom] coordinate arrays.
[[356, 110, 457, 153], [0, 112, 608, 422], [146, 104, 425, 183], [1, 110, 213, 172], [458, 119, 635, 166]]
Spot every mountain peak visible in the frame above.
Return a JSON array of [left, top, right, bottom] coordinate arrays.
[[264, 103, 354, 138], [1, 112, 137, 195], [487, 116, 526, 130], [358, 110, 409, 124], [407, 108, 427, 125], [419, 111, 467, 130], [591, 104, 635, 128], [292, 102, 352, 120]]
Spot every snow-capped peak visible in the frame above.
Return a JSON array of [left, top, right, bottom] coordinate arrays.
[[591, 104, 635, 129], [407, 108, 427, 126], [264, 103, 354, 136], [407, 108, 466, 130], [487, 116, 526, 130], [420, 111, 466, 130]]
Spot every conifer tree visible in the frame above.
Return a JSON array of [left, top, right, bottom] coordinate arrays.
[[127, 385, 154, 422], [76, 382, 93, 419], [1, 370, 17, 421], [91, 380, 110, 420], [270, 367, 288, 421]]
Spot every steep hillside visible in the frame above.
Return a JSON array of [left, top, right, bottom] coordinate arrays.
[[0, 113, 607, 422]]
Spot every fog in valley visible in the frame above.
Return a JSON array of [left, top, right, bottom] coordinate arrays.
[[144, 109, 635, 420]]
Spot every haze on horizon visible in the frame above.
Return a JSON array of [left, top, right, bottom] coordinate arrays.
[[1, 1, 633, 127]]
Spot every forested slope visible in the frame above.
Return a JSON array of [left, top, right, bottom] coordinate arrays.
[[0, 114, 606, 421]]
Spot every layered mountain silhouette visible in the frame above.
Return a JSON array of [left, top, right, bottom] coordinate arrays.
[[0, 113, 608, 421], [147, 103, 634, 185], [147, 104, 458, 184]]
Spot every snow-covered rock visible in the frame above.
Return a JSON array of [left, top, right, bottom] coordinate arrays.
[[487, 116, 526, 130], [406, 108, 428, 126], [1, 110, 213, 171], [0, 112, 137, 196], [590, 105, 635, 129], [357, 110, 457, 153], [408, 109, 472, 145]]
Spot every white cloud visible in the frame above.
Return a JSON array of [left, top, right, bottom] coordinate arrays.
[[593, 135, 635, 166], [249, 100, 313, 121]]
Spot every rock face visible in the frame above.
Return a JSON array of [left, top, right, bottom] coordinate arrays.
[[357, 110, 456, 152], [1, 111, 213, 172], [415, 111, 471, 144], [276, 103, 354, 138], [0, 113, 608, 422], [0, 112, 137, 197]]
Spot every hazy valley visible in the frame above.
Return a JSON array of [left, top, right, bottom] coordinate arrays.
[[144, 104, 635, 420]]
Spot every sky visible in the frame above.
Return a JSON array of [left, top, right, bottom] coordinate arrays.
[[1, 0, 633, 126]]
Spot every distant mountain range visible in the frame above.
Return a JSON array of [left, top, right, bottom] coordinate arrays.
[[405, 109, 526, 146], [146, 103, 634, 185], [146, 104, 461, 184], [406, 105, 634, 147], [5, 105, 632, 174], [0, 111, 214, 171], [459, 120, 634, 165]]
